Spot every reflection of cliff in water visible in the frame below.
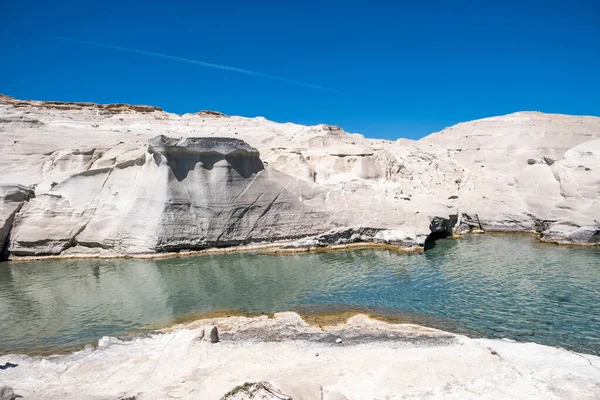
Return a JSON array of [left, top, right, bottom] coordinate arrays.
[[152, 251, 358, 315], [0, 259, 171, 353]]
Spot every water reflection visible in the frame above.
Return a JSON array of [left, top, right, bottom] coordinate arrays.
[[0, 235, 599, 355]]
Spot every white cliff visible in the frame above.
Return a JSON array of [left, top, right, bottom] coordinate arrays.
[[1, 95, 599, 258]]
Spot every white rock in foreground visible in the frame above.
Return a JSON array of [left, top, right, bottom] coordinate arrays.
[[1, 312, 598, 399], [1, 96, 599, 258]]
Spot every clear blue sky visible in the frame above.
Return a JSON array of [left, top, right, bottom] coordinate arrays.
[[1, 1, 599, 139]]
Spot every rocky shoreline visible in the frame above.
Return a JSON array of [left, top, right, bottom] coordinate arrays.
[[5, 229, 593, 264], [1, 312, 599, 399], [5, 239, 421, 262], [1, 95, 599, 260]]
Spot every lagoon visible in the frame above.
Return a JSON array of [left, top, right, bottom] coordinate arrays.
[[1, 235, 599, 355]]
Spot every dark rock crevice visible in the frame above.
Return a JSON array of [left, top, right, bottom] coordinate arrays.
[[532, 218, 557, 233], [1, 205, 23, 261], [424, 215, 458, 251], [458, 213, 484, 232], [591, 229, 600, 243], [0, 185, 35, 261]]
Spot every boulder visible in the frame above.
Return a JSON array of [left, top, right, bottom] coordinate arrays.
[[221, 382, 291, 400], [196, 325, 219, 343], [0, 386, 16, 400]]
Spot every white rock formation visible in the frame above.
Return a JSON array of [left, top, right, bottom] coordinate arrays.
[[0, 185, 33, 257], [1, 312, 598, 399], [1, 95, 599, 258], [420, 112, 600, 242]]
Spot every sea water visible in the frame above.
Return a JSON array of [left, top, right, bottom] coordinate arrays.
[[0, 235, 598, 355]]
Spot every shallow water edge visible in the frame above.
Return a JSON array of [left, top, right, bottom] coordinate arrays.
[[7, 229, 594, 263], [7, 240, 422, 262], [0, 307, 477, 357]]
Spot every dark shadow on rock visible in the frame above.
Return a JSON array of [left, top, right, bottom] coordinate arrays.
[[424, 232, 447, 251], [424, 215, 458, 251], [166, 153, 222, 181], [0, 362, 18, 370], [148, 136, 265, 181], [590, 230, 600, 244], [226, 153, 265, 179]]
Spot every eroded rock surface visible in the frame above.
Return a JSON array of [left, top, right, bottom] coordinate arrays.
[[221, 382, 291, 400], [0, 185, 34, 260], [1, 96, 599, 257], [1, 312, 598, 399], [7, 134, 330, 256]]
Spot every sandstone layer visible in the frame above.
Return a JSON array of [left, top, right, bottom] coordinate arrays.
[[1, 312, 598, 399], [1, 95, 599, 258]]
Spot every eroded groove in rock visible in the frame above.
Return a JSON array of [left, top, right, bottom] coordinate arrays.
[[0, 185, 35, 260]]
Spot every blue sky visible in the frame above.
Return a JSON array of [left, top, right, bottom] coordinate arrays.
[[1, 1, 599, 140]]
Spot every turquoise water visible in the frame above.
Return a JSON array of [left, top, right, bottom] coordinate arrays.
[[0, 235, 599, 355]]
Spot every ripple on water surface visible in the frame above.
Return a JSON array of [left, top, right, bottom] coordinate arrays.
[[0, 235, 599, 355]]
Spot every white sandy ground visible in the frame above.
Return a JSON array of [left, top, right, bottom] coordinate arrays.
[[0, 312, 598, 399]]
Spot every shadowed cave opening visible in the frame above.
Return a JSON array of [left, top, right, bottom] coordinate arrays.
[[424, 215, 458, 251]]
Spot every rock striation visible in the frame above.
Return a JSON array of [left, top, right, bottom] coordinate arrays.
[[7, 134, 330, 256], [1, 96, 599, 258]]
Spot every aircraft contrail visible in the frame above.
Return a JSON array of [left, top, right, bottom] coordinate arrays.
[[47, 35, 335, 91]]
